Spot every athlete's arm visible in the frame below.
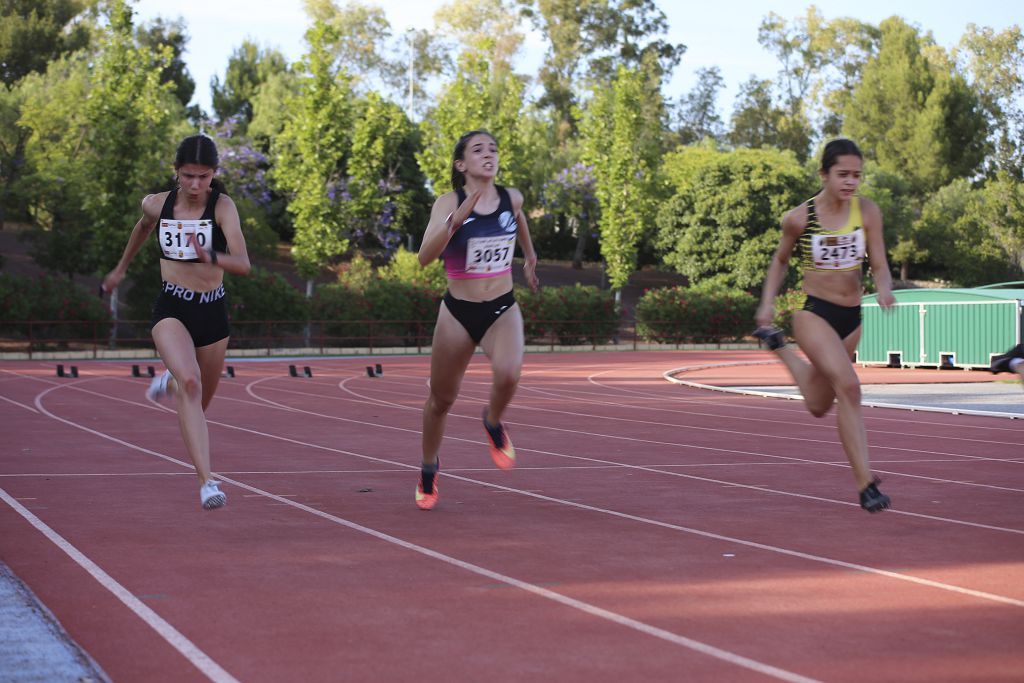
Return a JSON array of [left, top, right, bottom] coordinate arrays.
[[860, 198, 894, 308], [195, 194, 250, 275], [101, 193, 162, 293], [418, 190, 481, 266], [755, 204, 805, 327], [509, 188, 539, 292]]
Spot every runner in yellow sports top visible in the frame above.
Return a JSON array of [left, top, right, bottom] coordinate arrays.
[[753, 138, 895, 513], [413, 130, 539, 510], [103, 134, 251, 510]]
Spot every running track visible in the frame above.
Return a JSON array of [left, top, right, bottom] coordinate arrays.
[[1, 351, 1021, 682]]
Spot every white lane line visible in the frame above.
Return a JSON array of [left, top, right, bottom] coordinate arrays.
[[27, 386, 819, 682], [0, 488, 239, 683], [28, 376, 1024, 596], [664, 366, 1024, 421], [0, 394, 39, 413]]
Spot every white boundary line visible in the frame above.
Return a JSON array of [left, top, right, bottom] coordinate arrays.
[[663, 364, 1023, 420], [0, 488, 239, 683]]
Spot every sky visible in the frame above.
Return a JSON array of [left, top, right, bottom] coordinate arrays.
[[132, 0, 1020, 117]]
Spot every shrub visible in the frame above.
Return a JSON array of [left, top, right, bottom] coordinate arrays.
[[636, 285, 757, 343], [379, 246, 446, 294], [516, 284, 619, 345], [0, 273, 112, 342], [312, 280, 439, 346], [224, 267, 308, 341]]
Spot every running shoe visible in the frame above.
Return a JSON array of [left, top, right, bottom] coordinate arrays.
[[752, 326, 786, 351], [859, 481, 890, 513], [482, 409, 516, 470], [200, 480, 227, 510], [990, 343, 1024, 374], [415, 461, 439, 511], [146, 369, 173, 402]]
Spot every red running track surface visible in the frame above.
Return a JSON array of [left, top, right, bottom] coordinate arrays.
[[1, 351, 1021, 682]]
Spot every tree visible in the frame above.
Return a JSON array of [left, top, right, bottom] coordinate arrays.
[[578, 65, 661, 291], [304, 0, 446, 116], [347, 92, 431, 252], [540, 163, 599, 268], [654, 144, 811, 290], [957, 24, 1024, 178], [674, 67, 725, 145], [913, 178, 1018, 286], [0, 0, 93, 87], [272, 21, 354, 280], [135, 17, 194, 109], [19, 0, 180, 278], [211, 40, 288, 129], [520, 0, 685, 139], [844, 17, 988, 196], [417, 49, 528, 195]]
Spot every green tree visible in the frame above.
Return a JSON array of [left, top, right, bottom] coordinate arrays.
[[578, 65, 660, 291], [135, 17, 194, 109], [844, 17, 988, 196], [1, 0, 95, 223], [305, 0, 446, 116], [0, 0, 93, 87], [211, 40, 288, 129], [674, 66, 725, 145], [913, 178, 1018, 286], [272, 21, 354, 280], [957, 24, 1024, 178], [654, 144, 811, 290], [417, 49, 528, 195], [19, 0, 180, 277], [520, 0, 685, 139], [858, 166, 916, 280], [347, 91, 431, 251]]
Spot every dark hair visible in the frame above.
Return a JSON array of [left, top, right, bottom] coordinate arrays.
[[451, 129, 496, 190], [174, 134, 219, 170], [174, 134, 225, 192], [820, 138, 862, 174]]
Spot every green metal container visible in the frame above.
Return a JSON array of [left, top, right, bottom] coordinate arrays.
[[859, 285, 1024, 368]]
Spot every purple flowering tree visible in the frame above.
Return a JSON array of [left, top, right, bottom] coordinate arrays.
[[541, 163, 600, 269]]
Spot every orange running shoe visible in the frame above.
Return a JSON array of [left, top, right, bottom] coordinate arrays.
[[482, 409, 515, 470], [415, 461, 439, 510]]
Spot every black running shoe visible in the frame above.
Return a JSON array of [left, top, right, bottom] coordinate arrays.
[[990, 344, 1024, 374], [859, 482, 891, 513], [752, 326, 786, 351]]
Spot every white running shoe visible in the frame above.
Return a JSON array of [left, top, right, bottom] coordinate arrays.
[[200, 480, 227, 510], [146, 370, 173, 402]]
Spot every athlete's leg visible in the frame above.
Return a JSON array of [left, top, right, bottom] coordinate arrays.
[[478, 304, 524, 426], [152, 319, 215, 484], [793, 315, 874, 489], [421, 304, 476, 467], [769, 310, 838, 417], [195, 337, 229, 411]]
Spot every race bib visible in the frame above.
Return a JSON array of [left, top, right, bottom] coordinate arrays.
[[465, 235, 516, 274], [159, 219, 212, 261], [811, 229, 864, 270]]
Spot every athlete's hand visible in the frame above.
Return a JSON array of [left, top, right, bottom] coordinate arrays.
[[449, 190, 482, 233], [877, 290, 896, 310], [101, 268, 125, 294], [754, 303, 775, 329], [523, 253, 539, 292]]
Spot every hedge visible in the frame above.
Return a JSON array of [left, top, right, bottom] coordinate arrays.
[[636, 286, 756, 343]]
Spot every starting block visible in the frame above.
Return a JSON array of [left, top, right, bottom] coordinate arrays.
[[365, 363, 383, 378], [224, 366, 235, 378], [132, 365, 156, 378], [289, 365, 313, 378], [56, 364, 79, 378]]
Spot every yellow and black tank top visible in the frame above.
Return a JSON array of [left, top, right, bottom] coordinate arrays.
[[798, 195, 865, 273]]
